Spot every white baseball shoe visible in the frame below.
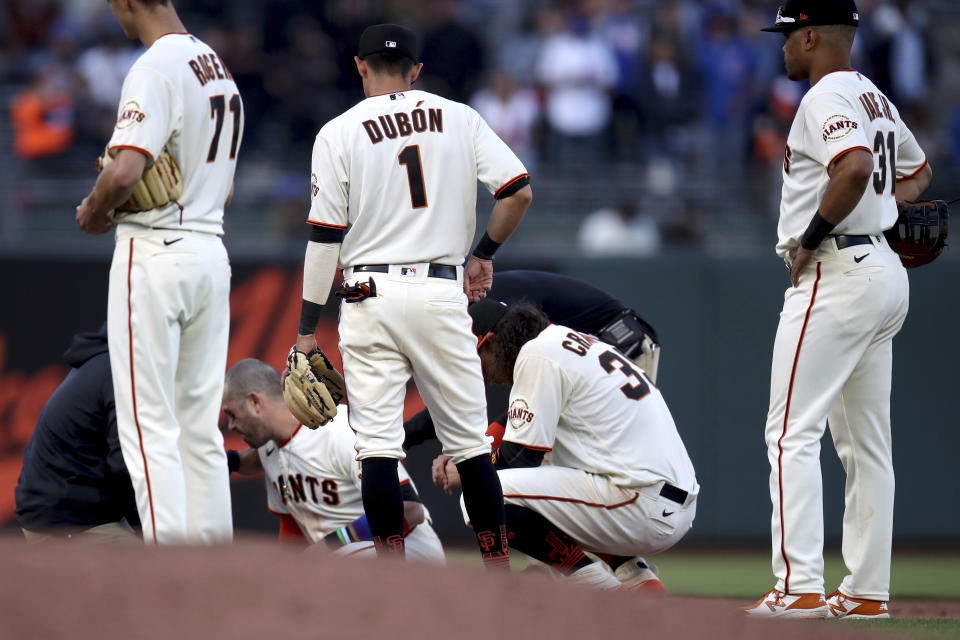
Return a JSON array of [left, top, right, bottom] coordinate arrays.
[[741, 589, 828, 619], [614, 557, 666, 595], [825, 591, 890, 619]]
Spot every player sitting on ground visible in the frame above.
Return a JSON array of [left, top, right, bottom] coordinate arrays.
[[222, 359, 444, 562], [433, 300, 699, 592]]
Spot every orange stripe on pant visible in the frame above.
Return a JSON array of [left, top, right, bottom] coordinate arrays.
[[777, 261, 822, 593], [128, 237, 158, 543]]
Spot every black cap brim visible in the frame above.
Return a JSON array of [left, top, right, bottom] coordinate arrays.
[[469, 298, 509, 337]]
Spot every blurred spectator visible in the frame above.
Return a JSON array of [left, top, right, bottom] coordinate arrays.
[[470, 68, 541, 170], [578, 201, 660, 257], [74, 21, 140, 147], [593, 0, 648, 162], [417, 0, 486, 102], [636, 34, 700, 162], [11, 65, 74, 159], [696, 6, 759, 186], [535, 5, 617, 168]]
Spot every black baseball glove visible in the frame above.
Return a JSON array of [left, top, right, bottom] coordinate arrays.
[[884, 199, 949, 268]]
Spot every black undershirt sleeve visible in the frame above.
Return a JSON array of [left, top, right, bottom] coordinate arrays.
[[495, 176, 530, 200], [309, 226, 344, 243], [493, 441, 545, 470]]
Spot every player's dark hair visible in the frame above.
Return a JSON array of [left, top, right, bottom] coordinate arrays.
[[363, 52, 415, 77], [224, 359, 283, 401], [490, 303, 549, 380], [137, 0, 172, 5]]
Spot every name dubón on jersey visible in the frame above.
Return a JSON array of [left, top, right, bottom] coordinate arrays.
[[363, 107, 443, 144]]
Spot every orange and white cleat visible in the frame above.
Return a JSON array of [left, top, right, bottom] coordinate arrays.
[[614, 557, 666, 595], [825, 591, 890, 619], [741, 589, 828, 619]]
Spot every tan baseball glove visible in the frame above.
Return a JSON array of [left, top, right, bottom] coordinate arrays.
[[96, 147, 183, 213], [283, 346, 340, 428]]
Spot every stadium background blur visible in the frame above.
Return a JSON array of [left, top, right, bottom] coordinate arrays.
[[1, 0, 958, 546]]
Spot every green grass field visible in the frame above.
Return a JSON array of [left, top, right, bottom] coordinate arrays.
[[450, 548, 960, 638]]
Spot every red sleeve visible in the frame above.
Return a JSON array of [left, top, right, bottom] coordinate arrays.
[[486, 420, 506, 448]]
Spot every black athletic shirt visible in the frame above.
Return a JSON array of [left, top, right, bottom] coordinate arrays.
[[15, 325, 139, 531]]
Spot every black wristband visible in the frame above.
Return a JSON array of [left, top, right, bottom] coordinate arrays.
[[299, 300, 323, 337], [226, 449, 240, 474], [472, 232, 501, 261], [800, 211, 836, 250]]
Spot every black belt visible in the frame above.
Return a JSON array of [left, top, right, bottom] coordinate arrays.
[[353, 264, 457, 280], [832, 235, 881, 250], [659, 483, 688, 505]]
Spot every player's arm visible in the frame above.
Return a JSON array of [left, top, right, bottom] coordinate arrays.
[[895, 163, 932, 202], [296, 132, 347, 353], [76, 150, 148, 234], [402, 408, 438, 450], [895, 121, 932, 202], [466, 184, 532, 302], [466, 111, 533, 301], [322, 500, 424, 549], [226, 447, 263, 475]]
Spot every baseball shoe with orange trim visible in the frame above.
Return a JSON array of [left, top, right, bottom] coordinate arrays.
[[741, 589, 828, 619], [614, 557, 666, 595], [825, 591, 890, 619]]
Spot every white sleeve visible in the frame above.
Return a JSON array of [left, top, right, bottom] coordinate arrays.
[[106, 66, 175, 162], [472, 110, 529, 199], [895, 118, 928, 181], [308, 129, 349, 230], [802, 92, 871, 170], [502, 354, 562, 452]]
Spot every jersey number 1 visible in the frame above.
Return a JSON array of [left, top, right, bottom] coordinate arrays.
[[872, 131, 896, 195], [398, 145, 427, 208], [207, 94, 242, 162]]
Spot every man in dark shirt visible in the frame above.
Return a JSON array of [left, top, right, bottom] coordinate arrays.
[[15, 325, 140, 542]]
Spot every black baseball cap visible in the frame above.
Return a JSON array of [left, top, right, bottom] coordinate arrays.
[[358, 24, 419, 62], [761, 0, 859, 33], [469, 298, 509, 345]]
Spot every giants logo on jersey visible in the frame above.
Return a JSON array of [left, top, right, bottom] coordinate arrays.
[[274, 474, 340, 506], [508, 399, 535, 428], [116, 101, 146, 129], [821, 114, 858, 142]]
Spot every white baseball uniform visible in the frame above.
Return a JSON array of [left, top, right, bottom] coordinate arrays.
[[105, 33, 243, 544], [308, 89, 528, 463], [765, 70, 926, 599], [258, 411, 445, 563], [471, 324, 698, 557]]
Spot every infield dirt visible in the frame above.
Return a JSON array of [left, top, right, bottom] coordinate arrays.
[[0, 537, 954, 639]]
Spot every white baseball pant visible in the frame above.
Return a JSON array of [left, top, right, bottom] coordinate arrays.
[[108, 225, 233, 544], [338, 264, 492, 464], [765, 234, 908, 600]]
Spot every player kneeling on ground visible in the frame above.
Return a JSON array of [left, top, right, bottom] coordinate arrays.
[[222, 359, 444, 562], [433, 300, 698, 591]]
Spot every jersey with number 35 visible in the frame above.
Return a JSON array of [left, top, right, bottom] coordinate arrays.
[[503, 324, 698, 493], [776, 70, 926, 259], [308, 89, 528, 267], [106, 33, 243, 235]]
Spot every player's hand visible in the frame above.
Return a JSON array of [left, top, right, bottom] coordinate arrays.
[[464, 256, 493, 302], [432, 454, 460, 495], [76, 197, 114, 235], [282, 334, 319, 390], [790, 247, 817, 287]]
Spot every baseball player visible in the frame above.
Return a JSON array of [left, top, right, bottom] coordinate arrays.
[[435, 300, 698, 592], [15, 324, 140, 543], [293, 24, 532, 564], [743, 0, 932, 619], [222, 359, 445, 562], [76, 0, 243, 543], [403, 268, 660, 452]]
